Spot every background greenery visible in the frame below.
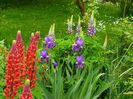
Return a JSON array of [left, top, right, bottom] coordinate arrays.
[[0, 0, 133, 99]]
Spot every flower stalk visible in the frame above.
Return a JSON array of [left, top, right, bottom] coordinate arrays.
[[4, 40, 23, 99]]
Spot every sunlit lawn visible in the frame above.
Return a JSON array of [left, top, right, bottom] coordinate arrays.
[[0, 2, 79, 46]]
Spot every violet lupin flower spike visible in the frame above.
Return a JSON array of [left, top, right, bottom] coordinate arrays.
[[67, 15, 73, 34], [76, 55, 84, 69], [87, 12, 96, 37], [76, 16, 81, 35], [51, 24, 56, 47]]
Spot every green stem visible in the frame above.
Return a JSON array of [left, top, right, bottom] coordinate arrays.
[[123, 0, 127, 17], [54, 72, 56, 99]]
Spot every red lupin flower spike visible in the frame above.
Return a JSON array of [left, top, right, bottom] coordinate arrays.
[[35, 31, 40, 41], [16, 30, 25, 80], [25, 33, 38, 87], [35, 31, 40, 62], [20, 79, 33, 99], [4, 40, 23, 99]]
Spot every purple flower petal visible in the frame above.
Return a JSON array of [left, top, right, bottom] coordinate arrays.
[[45, 56, 49, 62], [72, 44, 82, 52], [40, 50, 48, 57], [77, 55, 84, 63], [45, 36, 52, 43], [76, 63, 80, 68], [76, 39, 84, 46], [52, 62, 58, 67], [80, 62, 84, 68], [53, 41, 56, 47], [40, 57, 44, 62], [47, 42, 53, 48], [43, 42, 46, 48]]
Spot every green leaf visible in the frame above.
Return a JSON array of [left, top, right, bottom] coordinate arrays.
[[85, 73, 105, 99], [65, 68, 86, 99], [92, 81, 114, 99]]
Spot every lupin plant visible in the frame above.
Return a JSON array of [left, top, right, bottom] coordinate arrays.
[[35, 31, 40, 45], [79, 27, 84, 37], [43, 24, 56, 49], [4, 40, 23, 99], [16, 30, 25, 79], [76, 16, 81, 35], [25, 33, 38, 87], [87, 11, 96, 37], [35, 31, 40, 41], [20, 79, 33, 99], [67, 15, 73, 34]]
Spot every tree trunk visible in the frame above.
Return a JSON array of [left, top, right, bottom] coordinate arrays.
[[77, 0, 86, 17]]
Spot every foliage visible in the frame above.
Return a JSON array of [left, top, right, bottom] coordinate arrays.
[[0, 0, 133, 98], [0, 40, 8, 98], [36, 33, 115, 99], [118, 0, 133, 17], [0, 40, 8, 80]]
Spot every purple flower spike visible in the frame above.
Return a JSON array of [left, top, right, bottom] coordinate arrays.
[[52, 62, 59, 68], [67, 15, 73, 34], [76, 55, 84, 69], [87, 18, 96, 37], [76, 17, 81, 35]]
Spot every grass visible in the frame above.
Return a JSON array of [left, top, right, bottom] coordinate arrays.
[[0, 0, 80, 47], [0, 0, 123, 48]]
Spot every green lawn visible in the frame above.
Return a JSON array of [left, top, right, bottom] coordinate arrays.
[[0, 0, 79, 46], [0, 0, 122, 47]]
